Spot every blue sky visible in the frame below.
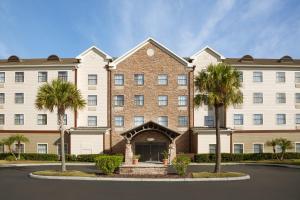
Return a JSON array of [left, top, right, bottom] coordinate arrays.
[[0, 0, 300, 59]]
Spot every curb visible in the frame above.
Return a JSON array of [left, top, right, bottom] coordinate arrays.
[[0, 163, 95, 167], [29, 173, 250, 182]]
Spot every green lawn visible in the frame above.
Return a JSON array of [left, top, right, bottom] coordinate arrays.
[[242, 159, 300, 166], [192, 172, 246, 178], [32, 170, 97, 177]]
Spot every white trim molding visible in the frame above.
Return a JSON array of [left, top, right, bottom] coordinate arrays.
[[77, 46, 112, 60], [191, 45, 225, 60]]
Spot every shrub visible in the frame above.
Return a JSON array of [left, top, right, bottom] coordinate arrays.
[[77, 154, 103, 162], [95, 155, 124, 175], [0, 153, 11, 160], [21, 153, 59, 161], [194, 153, 300, 163], [172, 155, 191, 176], [66, 154, 77, 162], [5, 155, 16, 161]]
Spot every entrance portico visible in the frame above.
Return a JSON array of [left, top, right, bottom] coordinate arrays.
[[121, 121, 180, 164]]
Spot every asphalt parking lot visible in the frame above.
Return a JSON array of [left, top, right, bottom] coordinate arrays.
[[0, 164, 299, 200]]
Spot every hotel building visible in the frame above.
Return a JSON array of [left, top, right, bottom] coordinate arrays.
[[0, 38, 299, 161]]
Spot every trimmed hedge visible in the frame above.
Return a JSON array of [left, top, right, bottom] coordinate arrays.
[[194, 153, 300, 163], [95, 155, 124, 175], [0, 153, 59, 161]]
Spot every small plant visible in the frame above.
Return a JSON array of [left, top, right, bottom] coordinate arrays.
[[95, 155, 123, 175], [162, 150, 169, 160], [266, 138, 293, 161], [5, 155, 16, 161], [172, 155, 191, 176]]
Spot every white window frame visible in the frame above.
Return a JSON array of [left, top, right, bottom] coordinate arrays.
[[0, 93, 4, 104], [295, 72, 300, 83], [115, 116, 124, 127], [134, 95, 144, 106], [177, 74, 187, 86], [87, 116, 97, 127], [15, 93, 24, 104], [15, 72, 24, 83], [276, 72, 285, 83], [158, 116, 168, 127], [114, 74, 124, 86], [58, 71, 68, 82], [295, 93, 300, 104], [14, 143, 25, 153], [233, 143, 244, 154], [134, 116, 144, 127], [253, 143, 264, 153], [276, 114, 286, 125], [253, 71, 263, 82], [14, 114, 24, 125], [209, 144, 216, 154], [157, 74, 168, 85], [158, 95, 168, 106], [0, 114, 4, 125], [37, 143, 48, 154], [38, 71, 48, 83], [88, 74, 97, 85], [134, 74, 144, 85], [88, 95, 97, 106], [276, 93, 286, 104], [178, 116, 188, 127], [178, 96, 187, 106], [0, 72, 5, 83], [234, 114, 244, 125], [253, 114, 263, 125], [295, 114, 300, 125], [37, 114, 47, 125], [253, 93, 263, 104], [204, 116, 214, 127]]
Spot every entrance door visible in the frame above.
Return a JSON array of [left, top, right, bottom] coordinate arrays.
[[135, 142, 167, 162]]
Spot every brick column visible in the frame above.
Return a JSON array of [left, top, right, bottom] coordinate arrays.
[[125, 142, 133, 165]]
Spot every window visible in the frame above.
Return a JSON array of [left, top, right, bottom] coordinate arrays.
[[296, 114, 300, 125], [37, 144, 48, 154], [276, 114, 286, 125], [57, 143, 68, 155], [14, 114, 24, 125], [88, 74, 97, 85], [88, 116, 97, 126], [0, 144, 4, 153], [158, 74, 168, 85], [158, 116, 168, 127], [238, 71, 243, 82], [0, 93, 4, 104], [15, 93, 24, 104], [0, 72, 5, 83], [115, 116, 124, 127], [276, 93, 286, 104], [15, 72, 24, 82], [14, 143, 25, 153], [295, 72, 300, 83], [209, 144, 216, 154], [38, 72, 47, 82], [276, 72, 285, 83], [58, 71, 68, 82], [204, 116, 214, 127], [158, 95, 168, 106], [88, 95, 97, 106], [114, 74, 124, 85], [253, 93, 263, 104], [253, 144, 263, 153], [134, 116, 144, 126], [253, 72, 263, 82], [296, 93, 300, 104], [134, 95, 144, 106], [253, 114, 263, 125], [37, 114, 47, 125], [114, 95, 124, 107], [275, 145, 282, 153], [234, 144, 244, 154], [134, 74, 144, 85], [296, 143, 300, 153], [178, 96, 187, 106], [57, 114, 67, 125], [177, 74, 187, 85], [178, 116, 188, 127], [0, 114, 4, 125], [234, 114, 244, 125]]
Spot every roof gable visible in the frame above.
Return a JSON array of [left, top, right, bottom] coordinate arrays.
[[109, 37, 192, 68], [191, 45, 225, 60], [77, 46, 111, 60]]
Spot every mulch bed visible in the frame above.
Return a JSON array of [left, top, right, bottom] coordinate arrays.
[[95, 173, 192, 178]]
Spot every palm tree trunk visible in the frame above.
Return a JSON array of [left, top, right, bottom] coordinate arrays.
[[214, 105, 221, 173], [17, 141, 21, 160], [59, 113, 66, 172], [8, 146, 17, 160]]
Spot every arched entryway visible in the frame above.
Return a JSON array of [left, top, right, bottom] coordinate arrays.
[[121, 121, 180, 164]]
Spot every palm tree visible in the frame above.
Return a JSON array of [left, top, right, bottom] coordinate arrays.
[[194, 63, 243, 173], [276, 138, 293, 161], [0, 137, 17, 160], [35, 79, 86, 171], [266, 139, 279, 160], [11, 134, 29, 160]]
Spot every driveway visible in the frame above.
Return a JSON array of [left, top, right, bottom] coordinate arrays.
[[0, 164, 299, 200]]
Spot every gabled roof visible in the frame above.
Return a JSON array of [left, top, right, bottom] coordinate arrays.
[[190, 45, 225, 60], [77, 46, 112, 60], [109, 37, 192, 68]]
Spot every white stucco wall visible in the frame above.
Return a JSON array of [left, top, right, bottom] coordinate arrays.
[[0, 67, 75, 130], [76, 49, 108, 127], [192, 49, 222, 127], [70, 133, 103, 155], [197, 133, 231, 153], [226, 68, 300, 130]]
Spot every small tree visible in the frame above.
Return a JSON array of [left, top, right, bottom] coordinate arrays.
[[0, 137, 17, 160], [35, 79, 85, 172], [266, 139, 279, 160], [11, 134, 29, 160], [172, 155, 191, 176], [276, 138, 293, 161]]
